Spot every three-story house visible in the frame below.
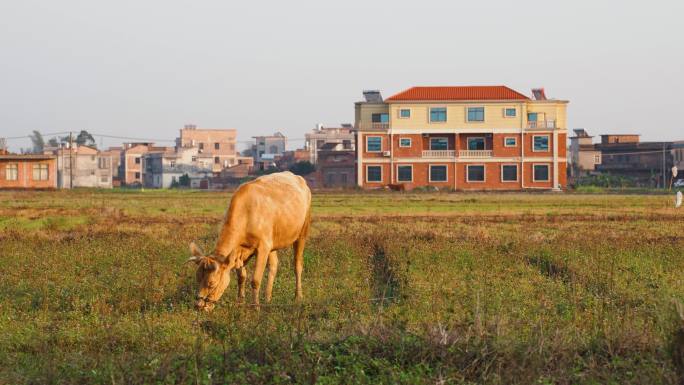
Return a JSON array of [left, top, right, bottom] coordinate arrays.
[[354, 86, 568, 190]]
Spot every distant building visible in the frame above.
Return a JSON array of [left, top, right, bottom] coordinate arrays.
[[305, 124, 355, 164], [142, 146, 214, 188], [317, 144, 356, 188], [673, 142, 684, 175], [276, 149, 310, 170], [0, 153, 57, 189], [176, 124, 238, 172], [121, 142, 171, 186], [101, 147, 123, 187], [52, 145, 113, 188], [596, 135, 674, 187], [568, 129, 601, 177], [253, 132, 287, 170]]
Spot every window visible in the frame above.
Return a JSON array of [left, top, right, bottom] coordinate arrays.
[[504, 108, 516, 117], [399, 138, 412, 148], [366, 165, 382, 182], [399, 109, 411, 118], [429, 165, 447, 182], [533, 164, 550, 181], [32, 164, 48, 181], [527, 112, 538, 122], [101, 176, 108, 183], [135, 157, 141, 164], [533, 135, 549, 152], [199, 143, 204, 150], [430, 108, 447, 122], [467, 165, 485, 182], [135, 172, 140, 179], [214, 142, 220, 150], [343, 140, 352, 149], [371, 113, 389, 123], [170, 160, 176, 167], [366, 136, 382, 152], [5, 164, 18, 181], [504, 137, 517, 147], [467, 107, 485, 122], [397, 165, 412, 182], [467, 137, 485, 150], [594, 154, 601, 163], [191, 156, 197, 162], [430, 137, 448, 150], [501, 164, 518, 182], [214, 156, 220, 164], [341, 173, 348, 184]]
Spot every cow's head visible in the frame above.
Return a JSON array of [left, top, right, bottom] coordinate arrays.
[[186, 242, 234, 312]]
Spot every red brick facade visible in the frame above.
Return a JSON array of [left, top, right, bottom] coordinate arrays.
[[0, 155, 57, 189]]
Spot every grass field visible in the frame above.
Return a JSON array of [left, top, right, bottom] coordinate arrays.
[[1, 189, 684, 384]]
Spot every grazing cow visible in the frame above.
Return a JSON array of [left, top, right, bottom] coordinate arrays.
[[186, 171, 312, 311]]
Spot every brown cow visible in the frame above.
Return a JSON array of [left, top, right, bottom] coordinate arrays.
[[186, 171, 312, 311]]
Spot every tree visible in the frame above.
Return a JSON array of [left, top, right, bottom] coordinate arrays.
[[29, 130, 44, 153], [47, 137, 60, 147], [179, 174, 191, 187], [289, 161, 315, 176], [75, 130, 96, 147]]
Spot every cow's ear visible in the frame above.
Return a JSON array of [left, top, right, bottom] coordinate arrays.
[[189, 242, 204, 257]]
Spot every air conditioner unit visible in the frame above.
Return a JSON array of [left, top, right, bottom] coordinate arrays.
[[382, 151, 391, 157]]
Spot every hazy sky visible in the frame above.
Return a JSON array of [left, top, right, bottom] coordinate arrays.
[[1, 0, 683, 151]]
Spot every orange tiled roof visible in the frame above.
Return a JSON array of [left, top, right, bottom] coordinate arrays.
[[386, 86, 529, 101]]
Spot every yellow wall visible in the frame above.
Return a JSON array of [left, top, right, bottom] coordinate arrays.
[[386, 101, 567, 130], [354, 103, 389, 130]]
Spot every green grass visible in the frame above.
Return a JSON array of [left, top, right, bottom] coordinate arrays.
[[0, 189, 683, 384]]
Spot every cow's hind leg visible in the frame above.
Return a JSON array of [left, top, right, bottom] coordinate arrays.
[[251, 245, 270, 307], [236, 266, 247, 303], [293, 239, 306, 301], [265, 251, 278, 303]]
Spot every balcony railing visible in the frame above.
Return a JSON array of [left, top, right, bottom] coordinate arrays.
[[422, 150, 455, 158], [355, 122, 390, 130], [527, 120, 556, 129], [459, 150, 493, 158]]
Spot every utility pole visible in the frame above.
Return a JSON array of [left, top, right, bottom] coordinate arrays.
[[69, 131, 73, 189], [0, 138, 6, 153], [662, 143, 666, 190]]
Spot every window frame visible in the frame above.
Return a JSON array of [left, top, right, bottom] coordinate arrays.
[[532, 135, 550, 152], [429, 107, 447, 123], [396, 164, 413, 183], [504, 137, 518, 147], [429, 137, 449, 151], [429, 164, 448, 183], [371, 113, 389, 123], [398, 138, 412, 148], [398, 109, 411, 119], [5, 163, 18, 181], [532, 164, 550, 182], [32, 163, 49, 181], [466, 164, 486, 183], [365, 165, 383, 183], [500, 164, 519, 182], [467, 137, 486, 151], [504, 107, 517, 118], [214, 142, 220, 150], [366, 136, 383, 153], [467, 106, 485, 122]]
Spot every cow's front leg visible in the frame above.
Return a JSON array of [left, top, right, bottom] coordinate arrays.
[[236, 266, 247, 303], [251, 246, 270, 308]]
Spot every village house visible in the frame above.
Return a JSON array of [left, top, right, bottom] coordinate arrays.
[[51, 145, 113, 188], [568, 129, 601, 177], [101, 146, 123, 186], [305, 124, 355, 164], [252, 132, 287, 170], [0, 153, 57, 189], [176, 125, 239, 172], [316, 143, 356, 188], [142, 146, 213, 188], [354, 86, 568, 190], [120, 142, 172, 186]]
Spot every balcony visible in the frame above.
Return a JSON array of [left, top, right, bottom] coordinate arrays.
[[422, 150, 455, 158], [527, 120, 556, 129], [459, 150, 493, 158]]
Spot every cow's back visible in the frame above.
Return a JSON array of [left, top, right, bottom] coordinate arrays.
[[228, 172, 311, 249]]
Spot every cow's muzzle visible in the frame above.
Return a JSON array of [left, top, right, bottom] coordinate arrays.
[[195, 295, 217, 311]]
